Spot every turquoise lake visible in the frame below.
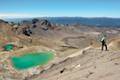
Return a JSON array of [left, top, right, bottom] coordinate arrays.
[[11, 51, 54, 70]]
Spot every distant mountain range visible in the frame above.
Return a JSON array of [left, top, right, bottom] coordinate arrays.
[[3, 17, 120, 27]]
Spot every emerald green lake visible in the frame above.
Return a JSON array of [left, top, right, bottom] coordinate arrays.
[[11, 51, 54, 70], [4, 44, 14, 51]]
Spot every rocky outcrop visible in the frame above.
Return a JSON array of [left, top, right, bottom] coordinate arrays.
[[32, 19, 52, 31]]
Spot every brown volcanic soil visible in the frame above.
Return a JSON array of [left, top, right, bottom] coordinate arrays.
[[30, 49, 120, 80], [0, 20, 120, 80]]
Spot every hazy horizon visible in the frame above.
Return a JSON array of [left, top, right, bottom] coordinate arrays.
[[1, 16, 120, 20]]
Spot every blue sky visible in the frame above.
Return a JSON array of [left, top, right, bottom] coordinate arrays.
[[0, 0, 120, 18]]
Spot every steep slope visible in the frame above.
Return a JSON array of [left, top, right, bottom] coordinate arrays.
[[0, 22, 13, 45], [28, 49, 120, 80]]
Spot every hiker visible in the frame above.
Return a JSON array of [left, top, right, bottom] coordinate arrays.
[[99, 32, 108, 51]]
